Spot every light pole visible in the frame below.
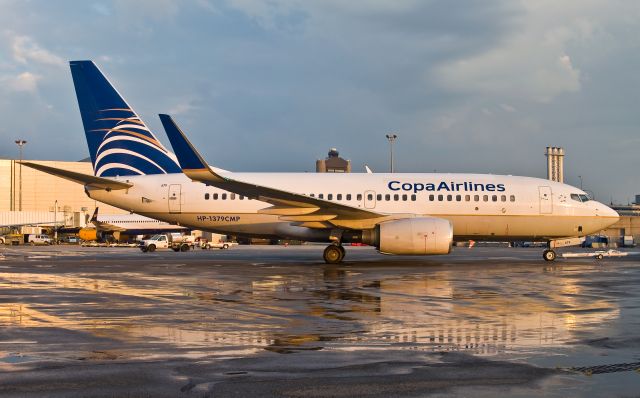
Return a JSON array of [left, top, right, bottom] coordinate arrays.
[[54, 200, 58, 244], [385, 133, 398, 173], [15, 140, 27, 211], [578, 175, 583, 190]]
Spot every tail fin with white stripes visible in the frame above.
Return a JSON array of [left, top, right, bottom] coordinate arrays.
[[69, 60, 181, 177]]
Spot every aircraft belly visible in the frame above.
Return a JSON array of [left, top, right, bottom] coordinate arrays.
[[447, 215, 586, 240]]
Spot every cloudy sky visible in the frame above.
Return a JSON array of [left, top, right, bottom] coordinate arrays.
[[0, 0, 639, 202]]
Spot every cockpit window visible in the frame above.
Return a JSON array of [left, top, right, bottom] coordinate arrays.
[[570, 193, 591, 203]]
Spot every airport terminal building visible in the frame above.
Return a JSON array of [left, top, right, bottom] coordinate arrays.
[[0, 159, 126, 229]]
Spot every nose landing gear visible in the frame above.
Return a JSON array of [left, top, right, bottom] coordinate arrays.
[[323, 244, 346, 264]]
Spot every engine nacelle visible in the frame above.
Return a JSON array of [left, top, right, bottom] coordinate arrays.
[[363, 217, 453, 255]]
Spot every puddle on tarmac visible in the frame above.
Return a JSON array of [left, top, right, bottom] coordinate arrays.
[[0, 353, 37, 363], [0, 261, 633, 363]]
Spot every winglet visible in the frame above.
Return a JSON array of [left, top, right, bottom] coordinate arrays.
[[158, 114, 225, 183]]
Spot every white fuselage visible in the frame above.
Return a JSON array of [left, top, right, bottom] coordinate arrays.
[[94, 214, 187, 234], [87, 172, 619, 242]]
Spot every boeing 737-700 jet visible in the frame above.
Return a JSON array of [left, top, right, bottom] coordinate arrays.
[[22, 60, 619, 263]]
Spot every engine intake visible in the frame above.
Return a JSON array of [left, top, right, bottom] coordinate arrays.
[[362, 217, 453, 255]]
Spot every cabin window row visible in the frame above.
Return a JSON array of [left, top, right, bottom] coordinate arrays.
[[204, 193, 247, 200], [428, 194, 515, 202], [204, 192, 515, 203]]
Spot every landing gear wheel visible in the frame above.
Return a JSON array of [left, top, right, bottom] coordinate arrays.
[[595, 253, 604, 260], [543, 249, 556, 262], [323, 245, 344, 264], [338, 245, 346, 261]]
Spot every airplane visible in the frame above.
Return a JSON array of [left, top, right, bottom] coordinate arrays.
[[77, 207, 188, 242], [21, 60, 620, 263]]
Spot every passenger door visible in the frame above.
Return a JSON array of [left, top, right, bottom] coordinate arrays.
[[364, 190, 376, 209], [539, 186, 552, 214], [168, 184, 182, 214]]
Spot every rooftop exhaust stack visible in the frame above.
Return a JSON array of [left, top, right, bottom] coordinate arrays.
[[545, 146, 564, 183]]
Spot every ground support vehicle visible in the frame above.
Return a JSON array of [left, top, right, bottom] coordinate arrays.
[[140, 234, 195, 252]]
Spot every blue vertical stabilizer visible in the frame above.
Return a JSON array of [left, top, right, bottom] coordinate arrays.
[[69, 60, 181, 177]]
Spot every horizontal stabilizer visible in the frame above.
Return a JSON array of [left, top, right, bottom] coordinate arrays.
[[20, 162, 133, 190]]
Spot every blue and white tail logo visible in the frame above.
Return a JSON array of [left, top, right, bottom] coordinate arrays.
[[70, 60, 181, 177]]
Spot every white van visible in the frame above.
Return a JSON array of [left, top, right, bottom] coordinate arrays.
[[27, 234, 53, 245]]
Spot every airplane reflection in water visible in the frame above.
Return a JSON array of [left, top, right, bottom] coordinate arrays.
[[0, 267, 620, 356]]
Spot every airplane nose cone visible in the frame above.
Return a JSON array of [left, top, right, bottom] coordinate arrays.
[[597, 202, 619, 227]]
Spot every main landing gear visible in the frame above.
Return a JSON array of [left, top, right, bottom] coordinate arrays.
[[323, 244, 346, 264], [542, 249, 557, 262]]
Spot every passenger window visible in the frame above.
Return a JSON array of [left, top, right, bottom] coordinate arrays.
[[501, 195, 506, 202], [438, 194, 443, 201], [222, 193, 227, 200], [492, 195, 498, 202], [510, 195, 515, 202], [319, 194, 324, 199], [483, 195, 488, 202], [474, 195, 479, 202], [205, 193, 210, 200], [385, 194, 391, 201], [402, 194, 407, 201], [367, 193, 373, 200], [447, 194, 452, 201], [337, 194, 342, 200], [456, 194, 462, 201], [230, 193, 236, 200], [394, 194, 399, 201], [377, 194, 382, 201], [240, 195, 245, 200], [429, 194, 434, 201], [346, 194, 352, 200], [213, 193, 219, 200], [357, 194, 362, 201], [310, 193, 315, 197], [411, 194, 416, 201], [328, 194, 333, 200]]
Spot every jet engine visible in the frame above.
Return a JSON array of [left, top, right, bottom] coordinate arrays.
[[359, 217, 453, 255]]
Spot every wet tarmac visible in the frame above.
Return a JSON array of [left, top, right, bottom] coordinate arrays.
[[1, 245, 639, 397]]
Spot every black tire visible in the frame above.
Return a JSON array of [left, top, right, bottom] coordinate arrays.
[[147, 244, 156, 253], [141, 247, 148, 253], [323, 245, 344, 264], [205, 243, 211, 250], [543, 249, 556, 262], [222, 244, 229, 250], [338, 245, 346, 260], [172, 248, 180, 252], [180, 244, 189, 252]]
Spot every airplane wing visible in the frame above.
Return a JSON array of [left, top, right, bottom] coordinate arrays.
[[20, 162, 133, 190], [159, 114, 384, 226]]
